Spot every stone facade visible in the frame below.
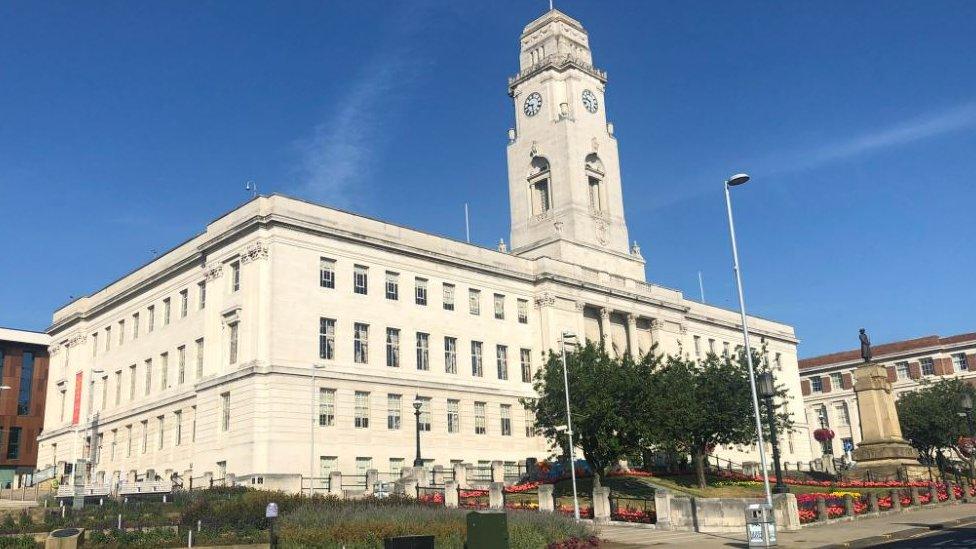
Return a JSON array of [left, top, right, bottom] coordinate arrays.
[[799, 332, 976, 457], [35, 9, 813, 487]]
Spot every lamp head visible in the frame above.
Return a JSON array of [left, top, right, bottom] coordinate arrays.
[[0, 385, 10, 391], [758, 371, 775, 398], [412, 396, 423, 411], [962, 393, 973, 411], [726, 173, 751, 187]]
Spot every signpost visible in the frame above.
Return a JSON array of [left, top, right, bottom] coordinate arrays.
[[266, 502, 279, 549]]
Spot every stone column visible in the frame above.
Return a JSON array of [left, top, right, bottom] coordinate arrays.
[[843, 494, 855, 517], [489, 482, 504, 509], [445, 481, 458, 508], [453, 463, 468, 488], [401, 478, 417, 499], [329, 472, 343, 498], [432, 465, 445, 486], [625, 314, 638, 358], [909, 487, 920, 507], [868, 492, 879, 513], [890, 489, 902, 511], [948, 483, 957, 502], [599, 308, 612, 355], [365, 469, 378, 494], [538, 484, 554, 512], [653, 488, 672, 530], [851, 362, 924, 479], [490, 461, 504, 484], [929, 484, 938, 504], [72, 458, 87, 510], [816, 497, 828, 521], [526, 458, 538, 480], [592, 487, 611, 524]]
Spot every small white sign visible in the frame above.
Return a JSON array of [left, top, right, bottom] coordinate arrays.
[[266, 502, 278, 518]]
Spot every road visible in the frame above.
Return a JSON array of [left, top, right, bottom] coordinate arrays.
[[877, 523, 976, 548]]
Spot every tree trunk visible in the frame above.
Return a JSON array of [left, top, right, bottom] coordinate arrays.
[[693, 451, 707, 489]]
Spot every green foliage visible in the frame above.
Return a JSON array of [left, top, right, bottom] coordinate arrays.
[[0, 535, 36, 549], [526, 342, 644, 477], [897, 378, 976, 461]]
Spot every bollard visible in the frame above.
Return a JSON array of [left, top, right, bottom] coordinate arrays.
[[197, 519, 201, 532], [843, 495, 855, 517], [61, 506, 66, 518], [188, 529, 193, 548], [488, 482, 504, 509], [538, 484, 555, 513], [929, 484, 938, 505], [118, 513, 122, 530], [816, 497, 829, 522], [948, 483, 957, 502], [890, 489, 902, 511], [445, 481, 459, 508], [868, 492, 879, 513], [910, 487, 920, 507]]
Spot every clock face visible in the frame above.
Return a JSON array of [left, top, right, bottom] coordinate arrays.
[[582, 89, 598, 113], [523, 92, 543, 117]]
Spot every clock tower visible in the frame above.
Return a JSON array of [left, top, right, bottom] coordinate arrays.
[[506, 9, 645, 280]]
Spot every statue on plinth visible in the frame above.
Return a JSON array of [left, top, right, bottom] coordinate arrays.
[[859, 328, 871, 362]]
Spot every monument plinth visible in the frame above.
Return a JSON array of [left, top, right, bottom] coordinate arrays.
[[849, 330, 928, 480]]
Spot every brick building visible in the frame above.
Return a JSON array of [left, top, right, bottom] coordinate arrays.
[[0, 327, 50, 487], [799, 332, 976, 458]]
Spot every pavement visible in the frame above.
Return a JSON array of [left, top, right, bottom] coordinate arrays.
[[599, 502, 976, 548]]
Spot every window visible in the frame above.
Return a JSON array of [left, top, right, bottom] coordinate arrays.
[[319, 318, 336, 360], [353, 265, 368, 295], [496, 345, 508, 380], [114, 370, 122, 406], [416, 332, 430, 371], [195, 338, 205, 378], [198, 281, 207, 309], [320, 258, 336, 289], [415, 278, 428, 306], [163, 298, 171, 325], [354, 391, 370, 428], [588, 175, 603, 211], [230, 261, 241, 292], [830, 372, 842, 389], [141, 420, 148, 453], [389, 458, 404, 477], [723, 342, 730, 358], [529, 158, 552, 215], [356, 457, 373, 476], [953, 353, 969, 372], [177, 346, 186, 385], [386, 328, 400, 367], [133, 313, 140, 339], [174, 410, 183, 446], [179, 289, 188, 318], [517, 299, 528, 324], [221, 392, 231, 431], [500, 404, 512, 436], [493, 294, 505, 320], [708, 338, 715, 355], [148, 305, 155, 332], [319, 389, 335, 426], [387, 394, 401, 430], [474, 402, 486, 434], [471, 341, 483, 377], [443, 283, 455, 310], [144, 359, 153, 396], [118, 320, 125, 345], [228, 322, 239, 364], [105, 326, 111, 351], [125, 425, 133, 457], [100, 375, 108, 411], [810, 376, 822, 393], [520, 349, 532, 383], [160, 352, 169, 390], [92, 332, 98, 357], [896, 361, 910, 380], [444, 337, 457, 374], [385, 271, 399, 300], [469, 289, 481, 315], [191, 406, 197, 442], [320, 456, 338, 478], [110, 429, 118, 460], [921, 357, 935, 376], [354, 323, 369, 364], [6, 427, 21, 460], [816, 405, 829, 428], [524, 403, 536, 437], [128, 364, 136, 400], [157, 416, 165, 449], [447, 399, 460, 433], [417, 397, 431, 431], [16, 352, 34, 415], [693, 336, 701, 357], [834, 402, 851, 426]]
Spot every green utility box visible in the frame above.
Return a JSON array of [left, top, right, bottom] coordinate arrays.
[[465, 511, 509, 549]]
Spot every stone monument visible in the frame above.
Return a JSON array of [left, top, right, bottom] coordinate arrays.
[[850, 329, 928, 479]]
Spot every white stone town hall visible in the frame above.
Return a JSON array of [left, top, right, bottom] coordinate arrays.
[[36, 9, 814, 490]]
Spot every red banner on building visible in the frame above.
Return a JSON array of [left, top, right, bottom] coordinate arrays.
[[72, 371, 83, 425]]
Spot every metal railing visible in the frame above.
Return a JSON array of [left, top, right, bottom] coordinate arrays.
[[416, 486, 445, 505], [300, 476, 332, 495], [340, 474, 368, 490], [609, 493, 655, 524]]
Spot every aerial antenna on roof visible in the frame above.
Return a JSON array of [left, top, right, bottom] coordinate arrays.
[[698, 271, 706, 303], [245, 181, 257, 198], [464, 203, 471, 243], [549, 0, 554, 10]]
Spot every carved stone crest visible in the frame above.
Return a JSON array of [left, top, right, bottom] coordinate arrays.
[[594, 219, 609, 246], [534, 293, 556, 309], [240, 241, 270, 264], [204, 263, 223, 281]]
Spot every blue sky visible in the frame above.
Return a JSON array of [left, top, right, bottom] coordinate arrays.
[[1, 1, 973, 357]]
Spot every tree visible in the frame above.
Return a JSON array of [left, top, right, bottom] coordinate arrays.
[[897, 378, 976, 465], [525, 342, 646, 482], [635, 349, 793, 489]]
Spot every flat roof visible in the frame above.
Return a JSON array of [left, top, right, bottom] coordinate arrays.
[[0, 327, 50, 346]]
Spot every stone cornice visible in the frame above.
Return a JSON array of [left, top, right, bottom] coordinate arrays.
[[508, 54, 607, 92]]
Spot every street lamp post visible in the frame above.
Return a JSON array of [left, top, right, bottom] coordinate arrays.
[[724, 173, 774, 510], [309, 363, 326, 497], [960, 393, 976, 483], [559, 331, 581, 521], [413, 396, 424, 467], [758, 372, 789, 494]]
